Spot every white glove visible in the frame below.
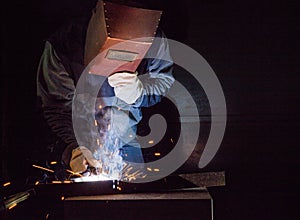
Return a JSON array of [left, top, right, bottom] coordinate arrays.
[[70, 146, 101, 173], [108, 71, 143, 104]]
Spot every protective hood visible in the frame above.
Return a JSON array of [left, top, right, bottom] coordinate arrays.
[[84, 0, 162, 76]]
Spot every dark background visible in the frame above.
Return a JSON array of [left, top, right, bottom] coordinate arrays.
[[1, 0, 299, 219]]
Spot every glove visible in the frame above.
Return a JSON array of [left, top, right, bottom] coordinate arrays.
[[108, 71, 143, 104], [70, 146, 101, 173]]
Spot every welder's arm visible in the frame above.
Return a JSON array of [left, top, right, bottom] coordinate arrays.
[[109, 35, 174, 108], [37, 41, 84, 168], [130, 35, 175, 107]]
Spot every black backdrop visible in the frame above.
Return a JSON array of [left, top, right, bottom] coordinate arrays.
[[1, 0, 299, 219]]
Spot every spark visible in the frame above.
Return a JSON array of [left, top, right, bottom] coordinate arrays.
[[8, 203, 17, 210], [61, 196, 65, 201], [94, 120, 98, 126], [3, 182, 11, 187], [35, 181, 39, 185], [147, 167, 152, 171], [154, 152, 161, 156], [122, 163, 129, 172], [148, 140, 154, 144], [66, 169, 83, 177], [127, 171, 139, 178], [63, 181, 72, 184], [52, 181, 62, 184], [153, 168, 160, 172], [98, 105, 103, 109], [170, 138, 174, 143], [32, 164, 54, 173], [124, 170, 144, 182], [50, 161, 57, 165], [126, 166, 133, 172]]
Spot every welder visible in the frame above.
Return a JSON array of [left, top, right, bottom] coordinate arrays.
[[36, 0, 174, 180]]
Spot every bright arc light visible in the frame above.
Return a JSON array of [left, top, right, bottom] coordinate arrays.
[[72, 174, 114, 182]]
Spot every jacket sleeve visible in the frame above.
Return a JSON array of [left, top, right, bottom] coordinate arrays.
[[133, 32, 175, 108], [37, 41, 78, 150]]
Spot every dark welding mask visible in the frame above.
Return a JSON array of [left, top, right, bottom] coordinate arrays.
[[84, 0, 162, 76]]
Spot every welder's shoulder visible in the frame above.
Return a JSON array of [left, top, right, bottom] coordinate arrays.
[[47, 16, 90, 61]]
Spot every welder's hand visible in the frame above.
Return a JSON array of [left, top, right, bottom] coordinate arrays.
[[70, 146, 101, 173], [108, 71, 143, 104]]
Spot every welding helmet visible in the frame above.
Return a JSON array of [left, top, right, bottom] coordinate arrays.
[[84, 0, 163, 76]]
